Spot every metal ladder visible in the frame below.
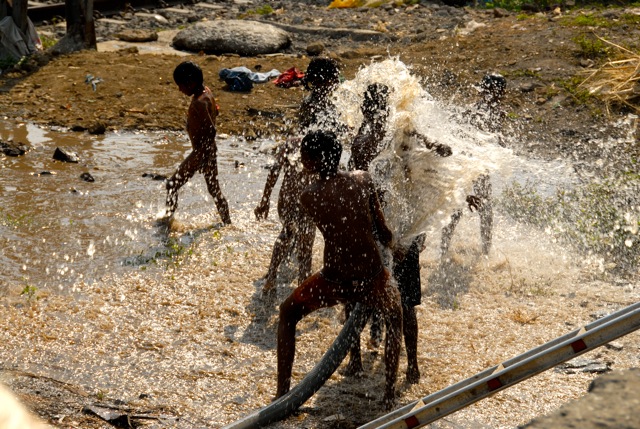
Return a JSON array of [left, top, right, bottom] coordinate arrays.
[[358, 301, 640, 429]]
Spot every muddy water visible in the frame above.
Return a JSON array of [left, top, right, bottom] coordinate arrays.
[[0, 119, 277, 292], [0, 114, 575, 295]]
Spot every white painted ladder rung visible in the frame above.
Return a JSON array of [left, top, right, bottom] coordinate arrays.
[[359, 302, 640, 429]]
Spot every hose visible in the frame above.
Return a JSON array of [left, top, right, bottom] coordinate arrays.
[[221, 303, 370, 429]]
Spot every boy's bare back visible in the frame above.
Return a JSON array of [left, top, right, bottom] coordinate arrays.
[[301, 170, 392, 281], [186, 87, 218, 152]]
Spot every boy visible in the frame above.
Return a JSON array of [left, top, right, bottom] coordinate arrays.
[[165, 61, 231, 225], [276, 130, 402, 408], [345, 83, 447, 384], [442, 73, 506, 255], [254, 58, 343, 294]]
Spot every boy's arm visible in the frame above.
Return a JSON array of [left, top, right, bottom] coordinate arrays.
[[254, 142, 286, 220], [407, 130, 452, 157], [365, 174, 393, 248]]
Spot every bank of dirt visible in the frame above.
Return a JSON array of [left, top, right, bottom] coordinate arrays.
[[1, 2, 639, 429]]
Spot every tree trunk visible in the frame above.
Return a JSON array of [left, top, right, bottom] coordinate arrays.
[[52, 0, 96, 54], [11, 0, 27, 35], [0, 0, 5, 20], [0, 0, 27, 32]]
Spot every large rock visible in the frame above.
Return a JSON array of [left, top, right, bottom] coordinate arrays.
[[172, 20, 291, 56], [520, 368, 640, 429]]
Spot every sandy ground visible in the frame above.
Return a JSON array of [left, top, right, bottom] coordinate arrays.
[[1, 209, 639, 428]]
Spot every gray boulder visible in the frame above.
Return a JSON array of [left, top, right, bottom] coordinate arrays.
[[172, 20, 291, 56], [520, 368, 640, 429]]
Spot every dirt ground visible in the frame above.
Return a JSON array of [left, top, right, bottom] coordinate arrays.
[[1, 3, 638, 162], [1, 2, 639, 429]]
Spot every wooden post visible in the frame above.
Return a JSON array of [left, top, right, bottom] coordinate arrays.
[[11, 0, 28, 34], [0, 0, 8, 20], [65, 0, 96, 50], [52, 0, 96, 54]]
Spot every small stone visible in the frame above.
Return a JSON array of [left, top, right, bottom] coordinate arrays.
[[80, 172, 95, 183], [114, 29, 159, 43], [605, 341, 624, 351], [53, 147, 80, 163], [88, 123, 106, 135], [306, 42, 325, 56]]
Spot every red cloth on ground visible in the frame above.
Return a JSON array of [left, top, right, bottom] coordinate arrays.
[[273, 67, 305, 88]]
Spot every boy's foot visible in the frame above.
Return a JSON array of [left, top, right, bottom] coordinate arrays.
[[382, 393, 397, 411], [341, 359, 364, 378], [261, 278, 277, 297], [156, 213, 174, 229], [406, 366, 420, 384], [367, 335, 382, 350], [261, 286, 277, 300]]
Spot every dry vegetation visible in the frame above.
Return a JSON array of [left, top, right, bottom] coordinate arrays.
[[579, 36, 640, 115]]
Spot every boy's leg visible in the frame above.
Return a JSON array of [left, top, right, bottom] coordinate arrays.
[[473, 174, 493, 255], [365, 269, 402, 409], [295, 216, 315, 285], [263, 222, 296, 294], [277, 272, 340, 398], [166, 152, 198, 217], [343, 301, 365, 376], [440, 209, 462, 257], [403, 304, 420, 384], [203, 158, 231, 225], [368, 309, 384, 349]]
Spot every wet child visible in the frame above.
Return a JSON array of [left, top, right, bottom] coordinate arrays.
[[254, 58, 342, 294], [441, 73, 507, 256], [345, 83, 449, 384], [470, 73, 507, 133], [276, 130, 402, 408], [165, 61, 231, 225]]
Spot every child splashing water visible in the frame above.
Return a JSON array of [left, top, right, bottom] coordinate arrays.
[[334, 58, 511, 248]]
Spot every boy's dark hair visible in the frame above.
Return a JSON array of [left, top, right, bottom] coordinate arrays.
[[479, 73, 506, 95], [301, 130, 342, 177], [303, 57, 340, 89], [173, 61, 204, 86], [363, 83, 390, 117]]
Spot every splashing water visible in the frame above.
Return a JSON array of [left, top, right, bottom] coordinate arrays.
[[334, 58, 514, 245]]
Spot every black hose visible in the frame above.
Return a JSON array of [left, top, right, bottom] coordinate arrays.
[[221, 304, 370, 429]]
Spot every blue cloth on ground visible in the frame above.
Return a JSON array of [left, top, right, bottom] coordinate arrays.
[[219, 67, 282, 91], [219, 66, 281, 83]]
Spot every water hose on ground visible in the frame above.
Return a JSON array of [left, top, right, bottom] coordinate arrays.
[[221, 304, 370, 429]]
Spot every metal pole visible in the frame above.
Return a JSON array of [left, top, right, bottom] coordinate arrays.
[[359, 302, 640, 429]]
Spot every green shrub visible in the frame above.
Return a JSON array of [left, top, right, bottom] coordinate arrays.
[[0, 55, 19, 71], [39, 34, 57, 50], [241, 4, 274, 17], [573, 34, 610, 58], [558, 76, 595, 105]]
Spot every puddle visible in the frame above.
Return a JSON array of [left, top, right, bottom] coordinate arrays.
[[0, 119, 276, 291]]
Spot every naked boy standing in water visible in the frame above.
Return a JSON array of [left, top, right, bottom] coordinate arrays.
[[276, 130, 402, 408], [254, 58, 342, 293], [165, 61, 231, 225]]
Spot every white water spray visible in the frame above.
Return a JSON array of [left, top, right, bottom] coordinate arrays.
[[334, 58, 514, 245]]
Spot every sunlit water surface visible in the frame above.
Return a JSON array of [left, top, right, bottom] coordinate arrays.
[[0, 119, 276, 291]]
